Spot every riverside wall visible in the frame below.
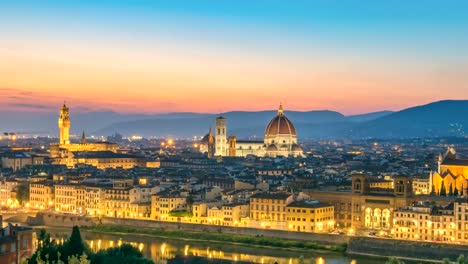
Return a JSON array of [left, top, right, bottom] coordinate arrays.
[[348, 236, 468, 262], [27, 212, 98, 227], [101, 217, 348, 245], [28, 213, 468, 262]]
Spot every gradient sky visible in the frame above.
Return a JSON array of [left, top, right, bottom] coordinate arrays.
[[1, 1, 468, 115]]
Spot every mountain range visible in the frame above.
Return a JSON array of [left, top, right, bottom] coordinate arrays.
[[1, 100, 466, 139]]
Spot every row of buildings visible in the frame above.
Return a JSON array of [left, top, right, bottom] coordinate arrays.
[[25, 172, 468, 244]]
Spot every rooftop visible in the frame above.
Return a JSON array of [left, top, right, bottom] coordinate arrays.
[[287, 200, 332, 209], [251, 192, 291, 200]]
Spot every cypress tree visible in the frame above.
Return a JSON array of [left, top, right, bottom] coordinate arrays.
[[449, 183, 454, 196], [63, 226, 86, 259], [440, 181, 447, 196]]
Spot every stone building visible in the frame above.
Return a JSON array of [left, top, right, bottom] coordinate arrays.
[[286, 200, 335, 233], [307, 174, 414, 230], [29, 181, 54, 210]]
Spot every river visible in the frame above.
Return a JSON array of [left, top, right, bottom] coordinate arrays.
[[40, 227, 384, 264]]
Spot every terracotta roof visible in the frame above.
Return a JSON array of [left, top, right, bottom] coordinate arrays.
[[264, 114, 297, 136]]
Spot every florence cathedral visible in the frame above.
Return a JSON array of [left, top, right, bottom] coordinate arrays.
[[199, 104, 303, 158]]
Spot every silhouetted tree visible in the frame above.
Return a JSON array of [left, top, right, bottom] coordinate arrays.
[[15, 183, 30, 204], [440, 182, 447, 196], [449, 183, 454, 196], [90, 244, 153, 264], [62, 226, 86, 260], [454, 187, 459, 196]]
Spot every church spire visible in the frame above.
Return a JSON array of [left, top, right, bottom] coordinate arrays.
[[81, 131, 86, 144]]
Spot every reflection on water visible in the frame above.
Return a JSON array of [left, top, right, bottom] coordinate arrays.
[[45, 228, 379, 264]]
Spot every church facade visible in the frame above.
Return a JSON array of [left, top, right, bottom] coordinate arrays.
[[430, 147, 468, 196], [199, 104, 303, 158]]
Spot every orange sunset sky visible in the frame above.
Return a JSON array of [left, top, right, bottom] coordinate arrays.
[[1, 1, 467, 115]]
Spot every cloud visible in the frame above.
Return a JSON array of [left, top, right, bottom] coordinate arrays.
[[7, 103, 55, 110]]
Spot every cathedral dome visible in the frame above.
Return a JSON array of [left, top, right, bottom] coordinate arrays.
[[264, 104, 296, 137], [200, 129, 215, 144]]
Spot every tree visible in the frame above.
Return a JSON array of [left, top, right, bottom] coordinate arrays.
[[90, 244, 153, 264], [28, 229, 61, 264], [15, 183, 30, 204], [186, 195, 194, 213], [28, 228, 153, 264], [449, 183, 454, 196], [62, 226, 86, 260], [440, 181, 447, 196], [68, 254, 91, 264], [457, 254, 468, 264], [454, 187, 459, 197]]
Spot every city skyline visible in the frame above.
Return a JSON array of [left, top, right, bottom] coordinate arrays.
[[1, 1, 468, 115]]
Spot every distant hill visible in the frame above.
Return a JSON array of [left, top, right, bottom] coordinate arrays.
[[349, 100, 468, 138], [93, 110, 348, 138], [1, 100, 466, 139], [346, 111, 393, 123]]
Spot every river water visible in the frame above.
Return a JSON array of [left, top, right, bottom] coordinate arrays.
[[42, 227, 384, 264]]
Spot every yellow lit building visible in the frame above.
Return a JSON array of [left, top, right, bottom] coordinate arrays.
[[102, 187, 143, 218], [307, 174, 414, 230], [55, 184, 78, 213], [455, 198, 468, 243], [221, 204, 249, 226], [76, 186, 105, 216], [0, 179, 19, 207], [207, 206, 223, 225], [393, 203, 456, 242], [430, 147, 468, 196], [248, 192, 294, 230], [286, 200, 334, 233], [150, 193, 187, 221], [412, 178, 430, 195], [29, 181, 54, 210]]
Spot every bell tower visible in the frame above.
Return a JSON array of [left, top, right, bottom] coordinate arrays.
[[58, 103, 70, 145], [215, 116, 227, 156]]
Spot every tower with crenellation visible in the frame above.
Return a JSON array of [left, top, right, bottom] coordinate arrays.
[[58, 103, 70, 145]]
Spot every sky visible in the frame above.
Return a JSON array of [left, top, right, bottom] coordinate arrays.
[[1, 0, 468, 115]]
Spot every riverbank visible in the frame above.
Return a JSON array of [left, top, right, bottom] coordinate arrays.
[[81, 224, 348, 254], [40, 226, 373, 264]]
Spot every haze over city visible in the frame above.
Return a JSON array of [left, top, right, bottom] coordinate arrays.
[[1, 1, 468, 115]]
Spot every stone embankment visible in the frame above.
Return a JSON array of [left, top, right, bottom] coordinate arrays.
[[101, 217, 347, 245], [347, 236, 468, 262], [27, 212, 468, 262], [27, 212, 98, 227]]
